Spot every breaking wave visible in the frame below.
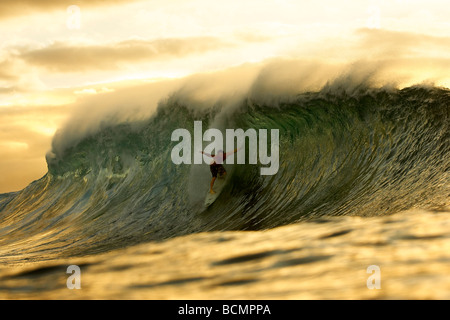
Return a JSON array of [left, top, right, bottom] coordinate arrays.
[[0, 84, 448, 260]]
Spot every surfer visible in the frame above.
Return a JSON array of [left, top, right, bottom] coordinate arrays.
[[201, 148, 238, 194]]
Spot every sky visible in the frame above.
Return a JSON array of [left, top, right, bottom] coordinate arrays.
[[0, 0, 449, 193]]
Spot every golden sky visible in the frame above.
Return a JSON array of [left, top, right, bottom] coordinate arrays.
[[1, 0, 449, 193]]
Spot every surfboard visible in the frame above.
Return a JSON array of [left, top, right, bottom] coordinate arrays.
[[204, 175, 227, 207]]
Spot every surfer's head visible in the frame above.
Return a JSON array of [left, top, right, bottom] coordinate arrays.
[[211, 150, 224, 157]]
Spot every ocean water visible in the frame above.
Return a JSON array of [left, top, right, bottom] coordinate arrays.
[[0, 85, 448, 299]]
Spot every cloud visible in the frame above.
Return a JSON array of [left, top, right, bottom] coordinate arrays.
[[0, 56, 50, 96], [0, 104, 70, 193], [18, 37, 230, 73], [0, 69, 17, 82], [0, 0, 146, 20], [355, 28, 450, 58], [0, 59, 21, 82], [0, 36, 233, 96], [74, 87, 114, 95]]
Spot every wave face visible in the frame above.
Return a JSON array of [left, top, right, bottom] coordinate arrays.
[[0, 86, 449, 260]]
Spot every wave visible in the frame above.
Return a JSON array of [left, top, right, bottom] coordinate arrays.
[[0, 84, 449, 260]]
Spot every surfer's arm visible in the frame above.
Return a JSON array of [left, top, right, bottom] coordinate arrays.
[[201, 151, 212, 157], [225, 148, 239, 157]]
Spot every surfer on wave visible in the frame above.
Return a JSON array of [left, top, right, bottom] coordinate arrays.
[[201, 148, 238, 194]]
